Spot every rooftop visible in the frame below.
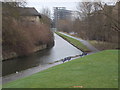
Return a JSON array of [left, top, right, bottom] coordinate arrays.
[[17, 7, 41, 16]]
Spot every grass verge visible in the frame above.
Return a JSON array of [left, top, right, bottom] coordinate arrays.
[[55, 32, 90, 52], [89, 40, 119, 50], [3, 50, 118, 88]]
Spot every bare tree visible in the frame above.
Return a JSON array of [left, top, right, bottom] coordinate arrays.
[[2, 2, 54, 59], [94, 2, 120, 32], [41, 7, 51, 18], [77, 2, 93, 20], [40, 7, 52, 27]]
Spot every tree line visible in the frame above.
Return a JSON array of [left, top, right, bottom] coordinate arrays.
[[58, 2, 119, 44], [2, 2, 54, 59]]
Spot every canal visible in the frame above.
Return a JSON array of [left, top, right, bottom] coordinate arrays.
[[2, 33, 82, 83]]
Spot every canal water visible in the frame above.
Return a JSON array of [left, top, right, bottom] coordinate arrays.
[[2, 33, 82, 76]]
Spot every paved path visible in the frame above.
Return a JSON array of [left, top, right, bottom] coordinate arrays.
[[2, 33, 82, 84], [2, 33, 99, 84], [59, 32, 99, 53], [2, 55, 82, 84]]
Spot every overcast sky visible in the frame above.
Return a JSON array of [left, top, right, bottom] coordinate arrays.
[[26, 2, 77, 14], [26, 0, 117, 18]]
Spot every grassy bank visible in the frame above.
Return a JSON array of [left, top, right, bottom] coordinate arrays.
[[89, 40, 119, 50], [55, 32, 90, 52], [3, 50, 118, 88]]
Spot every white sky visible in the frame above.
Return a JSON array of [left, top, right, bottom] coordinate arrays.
[[26, 0, 117, 18], [26, 2, 77, 14], [26, 0, 118, 11], [26, 1, 78, 19]]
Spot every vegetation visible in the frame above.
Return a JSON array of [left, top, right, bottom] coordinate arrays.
[[3, 50, 118, 88], [40, 7, 52, 28], [0, 85, 2, 90], [57, 2, 119, 50], [2, 2, 54, 59], [55, 32, 90, 52], [75, 2, 119, 42], [57, 19, 73, 33], [89, 40, 119, 50]]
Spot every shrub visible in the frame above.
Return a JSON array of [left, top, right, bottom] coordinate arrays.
[[2, 17, 54, 58]]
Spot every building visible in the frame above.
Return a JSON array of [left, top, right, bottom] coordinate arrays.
[[18, 7, 52, 28], [53, 7, 72, 28], [53, 7, 72, 20], [17, 7, 41, 23]]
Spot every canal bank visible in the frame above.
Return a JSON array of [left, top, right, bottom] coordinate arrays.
[[2, 33, 83, 83], [2, 44, 48, 61], [56, 32, 99, 53], [3, 50, 118, 88], [3, 54, 82, 84]]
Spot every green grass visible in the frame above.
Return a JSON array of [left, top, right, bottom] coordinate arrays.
[[55, 32, 90, 52], [0, 85, 2, 90], [3, 50, 118, 88]]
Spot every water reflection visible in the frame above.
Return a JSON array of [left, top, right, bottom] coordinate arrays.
[[2, 33, 82, 76]]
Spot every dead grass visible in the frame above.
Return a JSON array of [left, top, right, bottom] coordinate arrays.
[[89, 40, 119, 50]]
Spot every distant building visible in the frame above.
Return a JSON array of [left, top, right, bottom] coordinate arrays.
[[53, 7, 72, 28], [18, 7, 52, 28], [17, 7, 41, 23], [53, 7, 72, 20]]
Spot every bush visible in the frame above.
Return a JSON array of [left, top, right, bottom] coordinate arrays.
[[2, 17, 54, 58]]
